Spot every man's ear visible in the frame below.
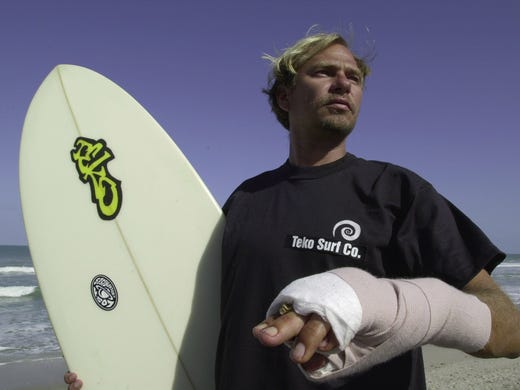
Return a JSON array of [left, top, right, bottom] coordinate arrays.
[[276, 86, 290, 112]]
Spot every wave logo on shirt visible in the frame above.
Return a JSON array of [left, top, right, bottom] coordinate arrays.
[[333, 220, 361, 241], [287, 219, 365, 260]]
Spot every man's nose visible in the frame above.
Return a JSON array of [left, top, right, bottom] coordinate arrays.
[[330, 73, 351, 94]]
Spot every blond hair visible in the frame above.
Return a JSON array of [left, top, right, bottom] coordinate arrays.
[[263, 32, 371, 130]]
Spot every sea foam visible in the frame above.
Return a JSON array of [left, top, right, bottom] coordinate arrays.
[[0, 286, 38, 298], [0, 266, 35, 274]]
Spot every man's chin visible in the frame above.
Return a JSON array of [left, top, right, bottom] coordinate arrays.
[[321, 120, 355, 138]]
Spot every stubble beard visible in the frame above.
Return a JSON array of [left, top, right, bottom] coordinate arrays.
[[319, 112, 356, 139], [314, 96, 357, 139]]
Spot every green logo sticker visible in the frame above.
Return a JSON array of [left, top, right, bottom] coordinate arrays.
[[71, 137, 123, 220]]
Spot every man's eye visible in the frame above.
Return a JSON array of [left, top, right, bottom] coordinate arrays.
[[348, 74, 362, 84], [314, 69, 331, 77]]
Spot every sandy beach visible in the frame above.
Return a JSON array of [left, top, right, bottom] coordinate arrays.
[[0, 357, 66, 390], [1, 347, 518, 390], [423, 345, 520, 389]]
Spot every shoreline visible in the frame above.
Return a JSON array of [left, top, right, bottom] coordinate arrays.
[[1, 347, 518, 390]]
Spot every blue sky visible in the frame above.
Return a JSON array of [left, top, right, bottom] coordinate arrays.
[[1, 0, 519, 252]]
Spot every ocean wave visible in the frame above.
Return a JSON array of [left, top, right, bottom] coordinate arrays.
[[0, 355, 64, 367], [0, 286, 39, 298], [497, 263, 520, 268], [0, 266, 35, 274]]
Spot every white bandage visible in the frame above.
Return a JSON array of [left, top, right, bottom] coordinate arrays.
[[266, 272, 362, 350], [267, 268, 492, 382], [331, 268, 491, 353]]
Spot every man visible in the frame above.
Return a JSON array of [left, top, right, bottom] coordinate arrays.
[[66, 32, 519, 390], [215, 32, 519, 389]]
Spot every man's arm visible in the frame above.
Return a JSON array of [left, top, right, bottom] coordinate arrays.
[[463, 269, 520, 358], [253, 267, 519, 381]]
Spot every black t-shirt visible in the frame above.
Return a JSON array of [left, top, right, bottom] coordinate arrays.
[[216, 154, 504, 390]]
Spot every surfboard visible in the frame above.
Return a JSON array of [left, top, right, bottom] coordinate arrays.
[[19, 64, 224, 389]]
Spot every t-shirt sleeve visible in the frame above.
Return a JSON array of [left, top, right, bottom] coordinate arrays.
[[393, 183, 505, 288]]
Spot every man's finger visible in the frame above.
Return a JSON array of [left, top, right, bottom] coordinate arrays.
[[252, 311, 307, 347], [290, 313, 331, 363], [318, 329, 339, 352], [64, 372, 83, 389], [64, 372, 76, 384]]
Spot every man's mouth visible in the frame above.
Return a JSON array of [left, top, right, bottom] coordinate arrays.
[[325, 98, 352, 112]]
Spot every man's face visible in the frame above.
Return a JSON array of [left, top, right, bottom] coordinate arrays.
[[278, 44, 364, 138]]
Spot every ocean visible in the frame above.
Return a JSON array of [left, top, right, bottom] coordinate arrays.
[[0, 245, 519, 367], [0, 246, 60, 366]]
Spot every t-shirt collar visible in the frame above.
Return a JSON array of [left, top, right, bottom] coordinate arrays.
[[282, 153, 356, 180]]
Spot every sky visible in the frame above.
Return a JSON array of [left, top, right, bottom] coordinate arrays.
[[1, 0, 519, 252]]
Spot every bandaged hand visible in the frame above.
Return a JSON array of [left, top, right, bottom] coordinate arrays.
[[256, 268, 491, 382]]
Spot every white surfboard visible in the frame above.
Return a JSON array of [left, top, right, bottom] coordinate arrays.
[[19, 64, 224, 389]]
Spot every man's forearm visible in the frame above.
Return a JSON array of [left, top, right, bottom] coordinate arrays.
[[464, 270, 520, 358]]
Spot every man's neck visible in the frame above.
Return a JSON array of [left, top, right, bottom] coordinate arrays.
[[288, 134, 347, 167]]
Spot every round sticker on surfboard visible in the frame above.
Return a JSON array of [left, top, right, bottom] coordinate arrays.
[[91, 275, 118, 311]]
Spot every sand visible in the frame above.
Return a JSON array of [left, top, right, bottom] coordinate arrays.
[[1, 347, 518, 389], [423, 345, 520, 389], [0, 357, 66, 390]]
